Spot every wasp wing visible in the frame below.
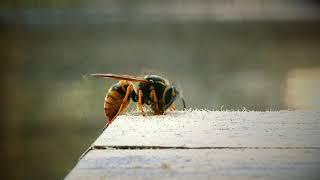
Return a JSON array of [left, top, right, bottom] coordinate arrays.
[[88, 73, 148, 82]]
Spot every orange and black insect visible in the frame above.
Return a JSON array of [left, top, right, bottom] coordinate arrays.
[[88, 73, 186, 128]]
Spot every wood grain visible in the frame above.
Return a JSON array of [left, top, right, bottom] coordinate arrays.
[[66, 111, 320, 179]]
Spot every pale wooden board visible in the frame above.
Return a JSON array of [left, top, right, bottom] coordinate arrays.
[[94, 111, 320, 147], [66, 111, 320, 179], [66, 149, 320, 180]]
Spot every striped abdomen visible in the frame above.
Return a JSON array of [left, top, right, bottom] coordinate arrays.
[[104, 80, 130, 123]]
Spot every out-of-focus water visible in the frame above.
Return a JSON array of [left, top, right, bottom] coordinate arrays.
[[1, 3, 320, 179]]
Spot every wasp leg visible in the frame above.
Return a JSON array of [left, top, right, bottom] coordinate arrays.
[[150, 90, 161, 115], [137, 90, 146, 116], [170, 103, 176, 111], [105, 83, 134, 128]]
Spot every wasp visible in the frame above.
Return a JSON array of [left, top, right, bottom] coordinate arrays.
[[88, 73, 186, 128]]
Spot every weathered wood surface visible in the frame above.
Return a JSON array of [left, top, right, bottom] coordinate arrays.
[[66, 111, 320, 179], [95, 111, 320, 147], [67, 149, 320, 180]]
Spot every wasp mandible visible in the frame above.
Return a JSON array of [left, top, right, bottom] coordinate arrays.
[[88, 73, 186, 128]]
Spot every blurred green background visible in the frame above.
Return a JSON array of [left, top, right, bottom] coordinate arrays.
[[1, 0, 320, 179]]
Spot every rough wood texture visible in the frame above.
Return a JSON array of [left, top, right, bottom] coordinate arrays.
[[67, 149, 320, 180], [66, 111, 320, 179], [95, 111, 320, 147]]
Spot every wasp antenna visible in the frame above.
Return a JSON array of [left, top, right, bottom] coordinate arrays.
[[181, 97, 186, 110], [174, 81, 186, 110]]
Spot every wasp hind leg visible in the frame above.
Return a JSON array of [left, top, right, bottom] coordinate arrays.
[[150, 90, 161, 115], [104, 83, 134, 130]]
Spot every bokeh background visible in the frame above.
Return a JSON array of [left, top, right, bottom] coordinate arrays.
[[1, 0, 320, 179]]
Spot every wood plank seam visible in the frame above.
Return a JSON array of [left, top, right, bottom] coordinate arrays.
[[89, 145, 320, 150], [79, 144, 320, 160]]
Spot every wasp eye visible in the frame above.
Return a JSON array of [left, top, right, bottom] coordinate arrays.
[[163, 86, 178, 110]]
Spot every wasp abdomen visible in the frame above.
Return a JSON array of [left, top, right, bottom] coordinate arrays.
[[104, 80, 129, 122]]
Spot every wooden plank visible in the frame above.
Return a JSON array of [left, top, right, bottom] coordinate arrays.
[[66, 111, 320, 179], [94, 111, 320, 147], [66, 149, 320, 180]]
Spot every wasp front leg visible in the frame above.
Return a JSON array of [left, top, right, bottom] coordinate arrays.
[[170, 103, 176, 111], [150, 90, 161, 115]]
